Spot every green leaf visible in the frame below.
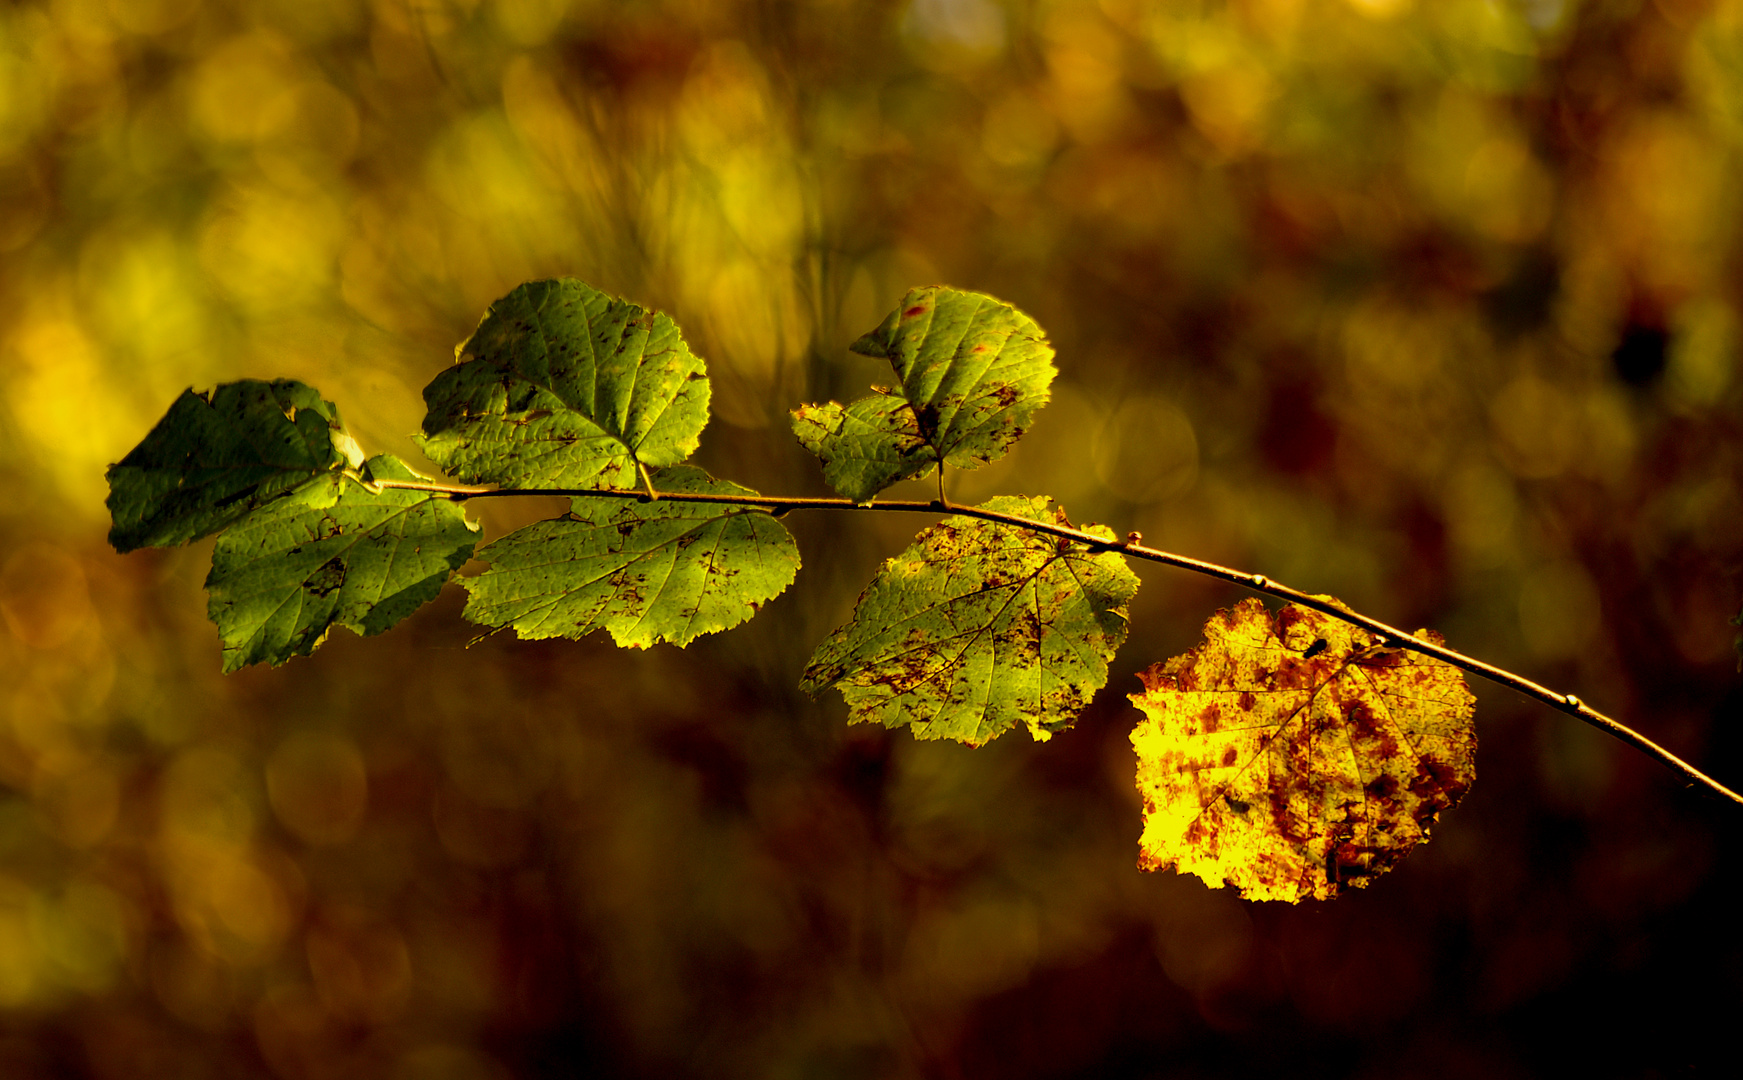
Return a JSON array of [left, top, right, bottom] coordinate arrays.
[[417, 279, 711, 490], [205, 456, 480, 672], [790, 396, 932, 505], [792, 287, 1055, 502], [459, 465, 800, 648], [106, 380, 360, 553], [800, 495, 1138, 746]]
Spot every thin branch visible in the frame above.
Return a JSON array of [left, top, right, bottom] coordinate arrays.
[[373, 477, 1743, 808]]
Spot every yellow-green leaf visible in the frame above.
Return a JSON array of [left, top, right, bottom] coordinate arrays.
[[801, 496, 1138, 745], [458, 466, 799, 649], [789, 395, 931, 506], [205, 456, 479, 672], [418, 279, 711, 490], [792, 287, 1055, 502]]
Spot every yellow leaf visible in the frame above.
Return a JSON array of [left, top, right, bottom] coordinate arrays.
[[1129, 597, 1476, 902]]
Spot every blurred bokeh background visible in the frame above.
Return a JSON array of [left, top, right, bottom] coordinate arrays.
[[3, 0, 1742, 1076]]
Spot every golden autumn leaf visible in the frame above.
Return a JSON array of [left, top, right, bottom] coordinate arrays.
[[1129, 597, 1476, 902]]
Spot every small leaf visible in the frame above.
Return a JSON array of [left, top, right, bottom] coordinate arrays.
[[800, 495, 1138, 745], [205, 456, 480, 672], [106, 380, 356, 553], [789, 397, 932, 505], [459, 465, 799, 648], [418, 279, 711, 489], [793, 287, 1054, 502], [1129, 598, 1477, 903]]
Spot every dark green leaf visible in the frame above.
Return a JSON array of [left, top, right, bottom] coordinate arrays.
[[792, 287, 1055, 502], [106, 380, 358, 553], [205, 456, 479, 672], [800, 495, 1138, 745], [418, 279, 711, 490], [459, 465, 799, 648]]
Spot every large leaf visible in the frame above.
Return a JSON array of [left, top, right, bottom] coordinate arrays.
[[106, 380, 359, 553], [800, 495, 1138, 745], [792, 287, 1055, 502], [205, 456, 480, 672], [418, 278, 711, 490], [1129, 598, 1477, 903], [459, 465, 799, 648]]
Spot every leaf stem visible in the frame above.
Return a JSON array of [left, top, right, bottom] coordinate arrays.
[[373, 477, 1743, 808]]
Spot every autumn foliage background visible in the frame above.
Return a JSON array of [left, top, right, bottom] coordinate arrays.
[[3, 0, 1742, 1076]]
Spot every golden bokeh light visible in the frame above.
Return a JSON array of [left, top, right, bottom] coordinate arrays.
[[1, 0, 1740, 1073]]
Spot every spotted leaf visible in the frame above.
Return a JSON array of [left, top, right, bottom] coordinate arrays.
[[205, 456, 480, 672], [458, 465, 799, 648], [792, 287, 1054, 502], [106, 379, 359, 553], [801, 495, 1138, 745], [1129, 597, 1477, 903], [418, 278, 710, 490]]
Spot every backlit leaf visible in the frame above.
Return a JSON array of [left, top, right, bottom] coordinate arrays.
[[106, 379, 360, 553], [418, 278, 711, 490], [792, 287, 1054, 502], [205, 456, 480, 672], [790, 395, 932, 505], [800, 495, 1138, 745], [458, 465, 799, 648], [1129, 597, 1477, 903]]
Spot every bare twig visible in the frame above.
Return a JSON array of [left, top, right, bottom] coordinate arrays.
[[373, 477, 1743, 808]]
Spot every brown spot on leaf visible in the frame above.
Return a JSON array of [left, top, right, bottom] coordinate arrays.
[[303, 557, 346, 598], [1197, 704, 1221, 733]]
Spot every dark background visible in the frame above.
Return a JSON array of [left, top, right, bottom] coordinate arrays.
[[1, 0, 1740, 1076]]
